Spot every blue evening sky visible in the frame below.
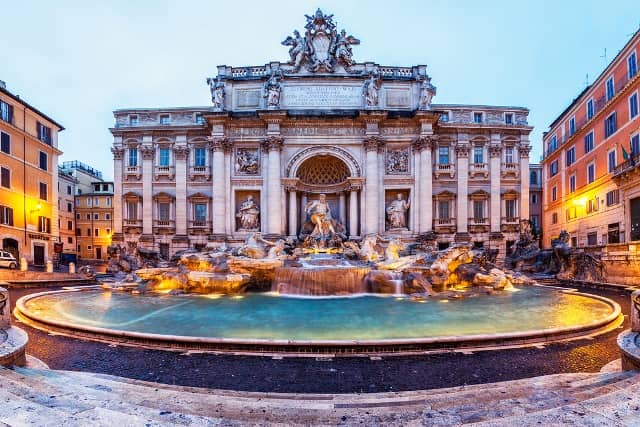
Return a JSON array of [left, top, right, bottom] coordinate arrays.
[[1, 0, 638, 179]]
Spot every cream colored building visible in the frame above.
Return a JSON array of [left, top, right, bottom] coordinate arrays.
[[110, 10, 532, 261], [57, 167, 78, 256]]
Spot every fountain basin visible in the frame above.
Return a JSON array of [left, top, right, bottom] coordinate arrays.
[[14, 286, 622, 355]]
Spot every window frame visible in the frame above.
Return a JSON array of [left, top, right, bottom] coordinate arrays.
[[587, 161, 596, 184], [629, 91, 639, 120], [566, 145, 576, 166], [605, 112, 617, 138], [569, 174, 576, 193], [606, 76, 615, 101], [39, 151, 48, 170], [586, 98, 594, 120], [0, 131, 10, 154], [608, 149, 617, 173], [629, 51, 638, 79], [0, 166, 10, 189]]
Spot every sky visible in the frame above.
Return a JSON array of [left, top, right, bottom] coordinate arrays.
[[1, 0, 639, 180]]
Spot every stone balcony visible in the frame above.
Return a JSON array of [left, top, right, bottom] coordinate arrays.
[[189, 166, 211, 181], [468, 217, 489, 233], [153, 219, 175, 234], [501, 163, 519, 178], [154, 166, 175, 181], [501, 216, 520, 233], [434, 163, 455, 179], [125, 165, 142, 181], [189, 220, 211, 234], [469, 163, 488, 179], [434, 217, 456, 233]]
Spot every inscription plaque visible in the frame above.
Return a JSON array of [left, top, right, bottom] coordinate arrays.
[[236, 89, 261, 108], [283, 85, 362, 108]]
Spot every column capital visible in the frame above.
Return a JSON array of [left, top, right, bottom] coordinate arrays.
[[111, 146, 125, 160], [208, 137, 232, 153], [489, 145, 502, 158], [282, 178, 299, 192], [347, 177, 365, 191], [140, 145, 155, 160], [363, 136, 384, 152], [455, 145, 470, 157], [261, 136, 284, 152], [519, 145, 532, 158], [173, 145, 190, 160], [412, 135, 436, 152]]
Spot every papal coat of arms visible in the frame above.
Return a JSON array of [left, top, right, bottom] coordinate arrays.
[[281, 9, 360, 73]]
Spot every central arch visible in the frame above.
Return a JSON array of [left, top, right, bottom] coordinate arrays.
[[286, 146, 361, 179]]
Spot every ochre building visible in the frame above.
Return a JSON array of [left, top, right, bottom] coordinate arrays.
[[110, 10, 532, 261]]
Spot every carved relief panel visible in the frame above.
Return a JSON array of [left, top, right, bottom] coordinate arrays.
[[385, 147, 410, 175], [234, 148, 260, 176]]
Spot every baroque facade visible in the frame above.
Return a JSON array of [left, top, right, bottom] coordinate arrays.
[[110, 10, 532, 260]]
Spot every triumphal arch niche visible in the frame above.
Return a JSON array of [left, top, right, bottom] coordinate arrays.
[[111, 9, 532, 258]]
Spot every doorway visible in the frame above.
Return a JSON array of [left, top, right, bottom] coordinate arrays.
[[33, 244, 45, 266], [95, 247, 102, 260], [2, 238, 19, 260]]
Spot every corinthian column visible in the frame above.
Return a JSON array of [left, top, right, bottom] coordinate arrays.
[[489, 134, 502, 234], [210, 137, 227, 237], [364, 136, 381, 235], [455, 139, 470, 237], [140, 145, 155, 236], [111, 146, 124, 240], [412, 140, 422, 232], [263, 136, 283, 236], [418, 136, 434, 233], [173, 144, 189, 236], [519, 143, 531, 222]]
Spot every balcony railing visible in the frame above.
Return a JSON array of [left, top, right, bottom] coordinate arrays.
[[435, 163, 455, 178], [124, 219, 142, 227], [613, 153, 640, 178], [154, 219, 175, 228], [189, 165, 211, 180], [189, 220, 211, 229], [154, 166, 175, 180], [501, 162, 519, 178], [468, 217, 488, 225], [469, 162, 488, 178], [125, 165, 142, 180], [501, 216, 519, 224], [435, 218, 455, 226]]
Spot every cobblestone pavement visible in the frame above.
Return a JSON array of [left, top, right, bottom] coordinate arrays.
[[8, 286, 630, 394]]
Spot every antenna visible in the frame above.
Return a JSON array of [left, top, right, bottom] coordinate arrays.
[[585, 73, 589, 87], [600, 48, 607, 64]]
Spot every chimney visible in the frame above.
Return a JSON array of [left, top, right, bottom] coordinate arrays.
[[0, 80, 5, 90]]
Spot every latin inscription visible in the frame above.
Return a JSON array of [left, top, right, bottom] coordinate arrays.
[[283, 85, 362, 108], [236, 89, 261, 108]]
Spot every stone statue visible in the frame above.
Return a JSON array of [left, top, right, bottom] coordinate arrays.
[[236, 149, 259, 175], [236, 195, 260, 230], [333, 29, 360, 68], [305, 193, 335, 238], [418, 77, 436, 110], [207, 76, 225, 110], [263, 72, 282, 108], [267, 239, 287, 259], [282, 30, 308, 71], [238, 232, 273, 259], [363, 73, 381, 107], [386, 193, 410, 229]]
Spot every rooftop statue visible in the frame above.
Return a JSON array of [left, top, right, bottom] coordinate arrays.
[[418, 77, 436, 110], [206, 76, 225, 110]]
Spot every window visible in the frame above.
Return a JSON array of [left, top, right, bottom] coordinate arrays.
[[75, 213, 80, 219], [94, 228, 99, 236], [93, 213, 99, 220], [505, 199, 517, 219], [106, 197, 111, 206], [0, 206, 13, 226], [158, 202, 171, 221], [566, 146, 576, 166], [106, 228, 110, 235], [86, 214, 91, 220], [504, 147, 514, 163], [587, 232, 598, 246], [194, 203, 207, 222], [632, 134, 640, 155], [127, 202, 138, 220], [568, 116, 576, 136], [67, 220, 73, 230], [194, 147, 207, 167], [37, 216, 51, 233], [566, 207, 577, 221], [606, 76, 615, 101], [195, 113, 205, 125], [629, 52, 638, 79], [504, 113, 513, 125], [606, 189, 620, 206], [531, 193, 537, 204], [75, 199, 80, 207], [438, 201, 450, 220], [159, 114, 170, 125], [39, 182, 47, 200], [66, 202, 72, 212], [551, 212, 558, 224], [552, 186, 557, 201], [87, 245, 92, 250], [608, 150, 617, 173], [473, 200, 484, 221], [549, 135, 558, 152], [86, 228, 90, 236], [0, 100, 13, 124], [605, 112, 617, 138], [102, 184, 108, 191], [0, 167, 9, 188], [438, 146, 449, 164], [587, 98, 594, 120], [159, 148, 170, 166], [608, 222, 620, 244], [531, 215, 539, 228], [94, 197, 99, 205], [569, 174, 576, 193], [584, 131, 594, 152], [37, 122, 52, 145], [129, 115, 138, 126], [440, 112, 449, 122], [587, 162, 595, 183], [39, 151, 48, 170], [587, 198, 599, 214], [67, 237, 72, 244], [94, 184, 100, 192], [473, 112, 483, 123], [529, 170, 538, 185], [128, 148, 138, 167], [549, 160, 558, 177], [0, 131, 9, 154], [105, 213, 110, 220], [66, 185, 71, 195], [630, 92, 639, 119]]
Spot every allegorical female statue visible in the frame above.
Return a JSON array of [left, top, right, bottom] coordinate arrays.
[[264, 72, 282, 108], [236, 195, 260, 230], [386, 193, 410, 229]]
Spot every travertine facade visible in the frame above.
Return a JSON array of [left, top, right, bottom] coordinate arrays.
[[110, 10, 532, 260]]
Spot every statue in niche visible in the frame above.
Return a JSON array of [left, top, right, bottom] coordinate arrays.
[[333, 29, 360, 68], [386, 149, 409, 174], [263, 71, 282, 108], [236, 195, 260, 230], [418, 77, 436, 110], [236, 149, 259, 175], [282, 30, 309, 71], [306, 193, 336, 238], [386, 193, 410, 229], [363, 72, 381, 107], [207, 76, 225, 110]]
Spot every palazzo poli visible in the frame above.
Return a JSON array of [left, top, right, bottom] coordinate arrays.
[[110, 10, 532, 261]]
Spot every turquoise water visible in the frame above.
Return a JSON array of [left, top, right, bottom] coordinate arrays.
[[22, 287, 613, 341]]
